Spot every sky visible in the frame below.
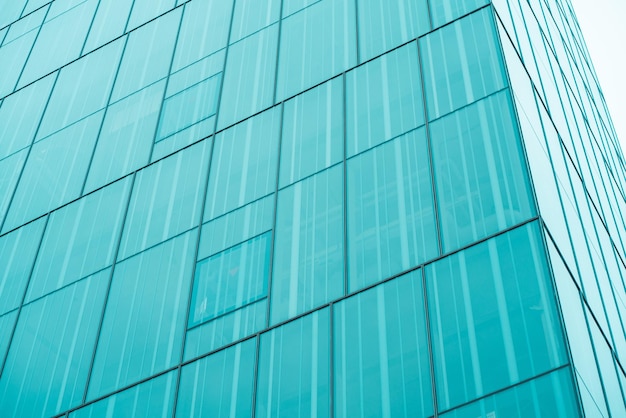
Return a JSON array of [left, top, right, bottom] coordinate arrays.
[[570, 0, 626, 153]]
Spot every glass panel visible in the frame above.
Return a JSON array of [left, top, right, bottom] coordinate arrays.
[[82, 0, 134, 53], [87, 231, 196, 400], [0, 310, 17, 368], [126, 0, 176, 31], [118, 139, 210, 260], [190, 232, 270, 328], [276, 0, 356, 101], [439, 368, 579, 417], [205, 107, 280, 221], [347, 128, 437, 292], [0, 14, 41, 98], [334, 270, 432, 418], [280, 77, 343, 188], [282, 0, 320, 16], [256, 308, 330, 418], [26, 177, 132, 302], [217, 23, 278, 129], [110, 9, 181, 102], [357, 0, 430, 62], [346, 42, 424, 157], [230, 0, 280, 43], [177, 339, 255, 417], [271, 166, 343, 324], [37, 38, 124, 139], [0, 270, 109, 417], [420, 8, 506, 120], [0, 218, 46, 314], [429, 0, 489, 28], [71, 371, 176, 418], [3, 110, 104, 233], [0, 1, 27, 28], [426, 222, 567, 410], [430, 91, 535, 252], [0, 150, 28, 228], [85, 80, 165, 193]]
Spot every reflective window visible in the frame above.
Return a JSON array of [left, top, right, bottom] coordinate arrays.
[[429, 0, 489, 28], [347, 128, 437, 292], [177, 339, 256, 417], [346, 42, 424, 157], [334, 270, 432, 418], [276, 0, 356, 101], [87, 231, 196, 400], [127, 0, 176, 31], [280, 77, 343, 188], [231, 0, 280, 43], [421, 8, 506, 119], [82, 0, 134, 53], [0, 310, 17, 368], [357, 0, 430, 61], [426, 222, 567, 410], [205, 107, 280, 221], [0, 150, 28, 229], [430, 91, 535, 252], [256, 308, 330, 417], [0, 270, 109, 418]]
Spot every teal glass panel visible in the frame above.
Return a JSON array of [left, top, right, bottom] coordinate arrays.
[[111, 9, 181, 102], [271, 166, 343, 324], [26, 178, 132, 302], [82, 0, 134, 53], [87, 231, 195, 400], [3, 5, 46, 45], [0, 270, 109, 417], [230, 0, 280, 43], [85, 80, 165, 193], [347, 128, 437, 292], [0, 218, 45, 314], [171, 0, 233, 72], [118, 140, 210, 260], [256, 308, 330, 418], [217, 24, 278, 129], [3, 110, 104, 233], [126, 0, 176, 31], [190, 232, 270, 327], [205, 107, 280, 221], [17, 0, 98, 89], [280, 77, 343, 188], [346, 42, 424, 157], [440, 368, 579, 417], [426, 222, 567, 410], [0, 150, 28, 227], [282, 0, 320, 16], [71, 371, 176, 418], [37, 38, 124, 139], [0, 74, 55, 160], [0, 1, 27, 28], [177, 339, 255, 417], [334, 270, 432, 418], [429, 0, 489, 28], [0, 310, 17, 368], [276, 0, 356, 101], [357, 0, 430, 62], [22, 0, 49, 15], [431, 91, 535, 252], [420, 8, 506, 119]]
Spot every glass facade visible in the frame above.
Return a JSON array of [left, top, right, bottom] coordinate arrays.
[[0, 0, 624, 417]]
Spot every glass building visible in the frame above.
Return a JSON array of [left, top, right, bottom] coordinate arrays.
[[0, 0, 624, 416]]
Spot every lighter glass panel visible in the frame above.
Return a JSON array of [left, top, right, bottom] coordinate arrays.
[[429, 0, 489, 28]]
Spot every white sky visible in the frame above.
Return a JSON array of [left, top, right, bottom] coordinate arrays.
[[570, 0, 626, 153]]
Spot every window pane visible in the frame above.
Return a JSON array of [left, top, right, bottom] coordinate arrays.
[[430, 91, 535, 252], [346, 42, 424, 157], [276, 0, 356, 101], [334, 269, 432, 418], [218, 24, 278, 129], [429, 0, 489, 28], [126, 0, 176, 31], [347, 128, 437, 292], [280, 77, 343, 188], [0, 150, 28, 228], [230, 0, 280, 43], [256, 308, 330, 418], [205, 107, 280, 221], [271, 166, 344, 324], [118, 139, 210, 260], [0, 310, 17, 369], [82, 0, 134, 53], [87, 231, 196, 400], [177, 339, 255, 417], [357, 0, 430, 61], [0, 218, 45, 315], [0, 270, 109, 417], [420, 8, 506, 119], [426, 222, 567, 410], [71, 371, 176, 418], [26, 177, 132, 302]]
